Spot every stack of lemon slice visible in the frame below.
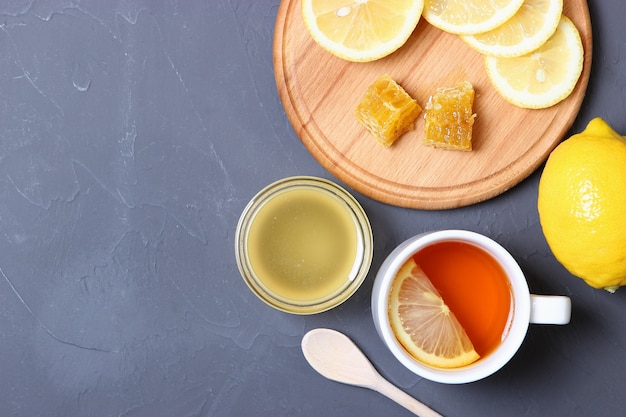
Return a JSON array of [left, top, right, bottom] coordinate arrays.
[[423, 0, 584, 109], [459, 0, 564, 57], [483, 15, 584, 109], [301, 0, 584, 110]]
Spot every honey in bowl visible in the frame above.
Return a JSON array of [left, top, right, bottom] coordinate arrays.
[[248, 188, 358, 301], [235, 177, 373, 314]]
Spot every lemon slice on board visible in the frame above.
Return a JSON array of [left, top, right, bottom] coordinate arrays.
[[484, 15, 584, 109], [301, 0, 424, 62], [463, 0, 563, 58], [422, 0, 525, 35], [388, 257, 480, 369]]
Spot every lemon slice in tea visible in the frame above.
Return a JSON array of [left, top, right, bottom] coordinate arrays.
[[388, 257, 480, 368]]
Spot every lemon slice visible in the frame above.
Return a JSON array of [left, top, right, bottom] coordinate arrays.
[[388, 258, 479, 369], [485, 15, 584, 109], [463, 0, 563, 57], [301, 0, 424, 62], [422, 0, 525, 35]]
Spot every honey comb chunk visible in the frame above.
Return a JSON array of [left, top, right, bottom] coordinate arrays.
[[355, 74, 422, 147], [424, 81, 476, 151]]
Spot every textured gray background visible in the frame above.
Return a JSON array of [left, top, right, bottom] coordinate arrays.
[[1, 1, 625, 416]]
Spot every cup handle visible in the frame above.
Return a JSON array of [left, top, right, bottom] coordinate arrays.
[[529, 295, 571, 325]]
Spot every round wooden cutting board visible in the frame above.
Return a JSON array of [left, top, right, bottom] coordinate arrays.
[[273, 1, 592, 209]]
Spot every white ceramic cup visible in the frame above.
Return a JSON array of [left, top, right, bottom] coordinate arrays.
[[371, 230, 571, 384]]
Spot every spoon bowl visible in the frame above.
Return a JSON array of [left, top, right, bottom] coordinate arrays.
[[301, 328, 444, 417]]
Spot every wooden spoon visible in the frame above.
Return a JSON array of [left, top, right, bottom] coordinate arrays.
[[301, 328, 444, 417]]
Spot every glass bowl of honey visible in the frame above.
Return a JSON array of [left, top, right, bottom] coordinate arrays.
[[235, 176, 373, 314]]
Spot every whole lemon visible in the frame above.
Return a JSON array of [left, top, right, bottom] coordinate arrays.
[[538, 118, 626, 292]]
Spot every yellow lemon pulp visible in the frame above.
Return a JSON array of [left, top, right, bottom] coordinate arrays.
[[388, 257, 479, 368], [538, 118, 626, 292], [302, 0, 424, 62], [462, 0, 563, 57], [423, 0, 525, 35], [484, 15, 583, 109]]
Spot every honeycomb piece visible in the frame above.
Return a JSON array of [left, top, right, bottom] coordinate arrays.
[[355, 74, 422, 147], [424, 81, 476, 151]]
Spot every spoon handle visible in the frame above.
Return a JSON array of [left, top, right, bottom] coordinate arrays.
[[373, 376, 444, 417]]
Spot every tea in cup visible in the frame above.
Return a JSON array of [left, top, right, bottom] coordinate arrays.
[[371, 230, 571, 384]]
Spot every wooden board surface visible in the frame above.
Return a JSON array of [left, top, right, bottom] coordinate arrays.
[[273, 1, 592, 209]]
